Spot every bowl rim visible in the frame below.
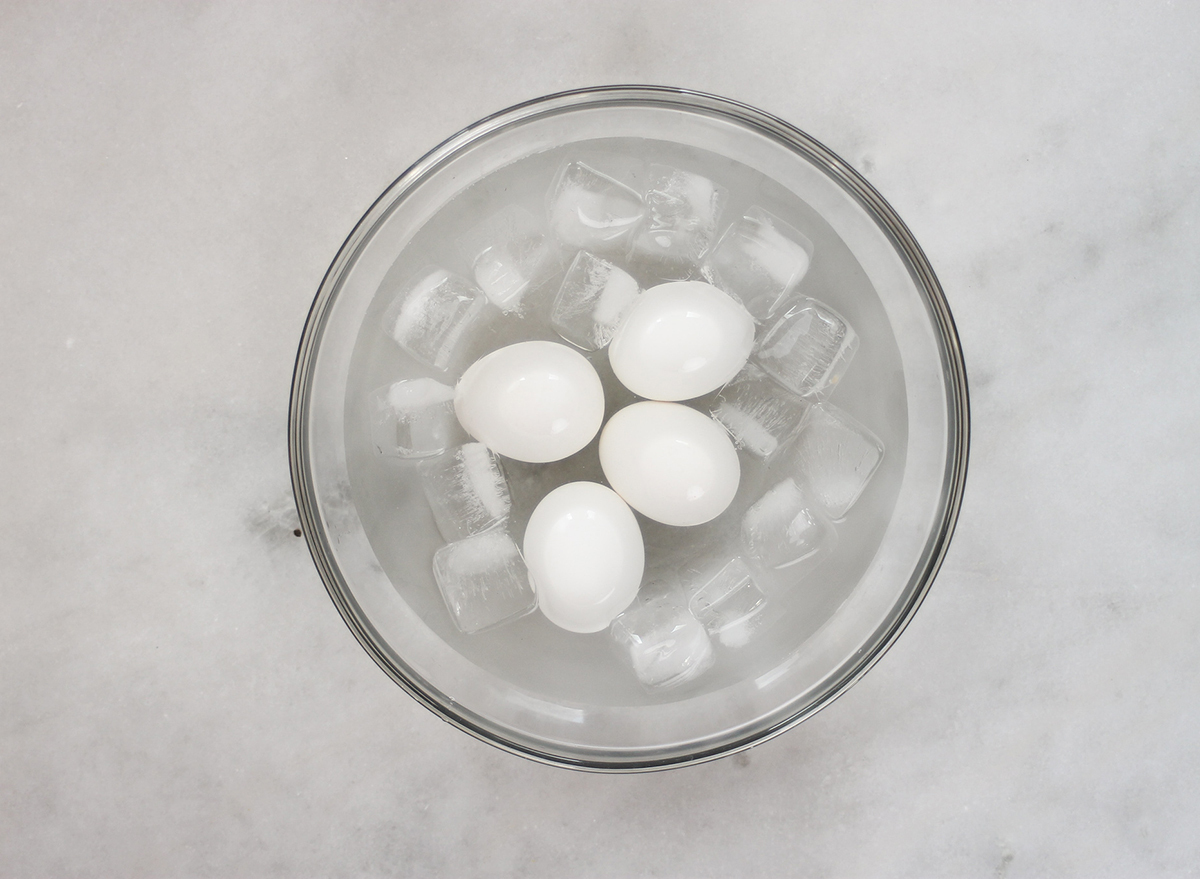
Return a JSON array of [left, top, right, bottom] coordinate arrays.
[[289, 84, 970, 772]]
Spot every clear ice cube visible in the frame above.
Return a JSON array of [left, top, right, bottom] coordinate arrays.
[[741, 478, 837, 570], [703, 206, 813, 321], [550, 251, 641, 350], [368, 378, 465, 458], [460, 205, 558, 314], [710, 363, 811, 460], [432, 527, 537, 634], [548, 161, 645, 255], [788, 404, 884, 520], [381, 269, 490, 373], [752, 297, 858, 399], [685, 557, 767, 648], [611, 586, 714, 689], [630, 165, 725, 279], [420, 443, 512, 542]]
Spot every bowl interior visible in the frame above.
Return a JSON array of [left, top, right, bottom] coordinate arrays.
[[291, 89, 967, 769]]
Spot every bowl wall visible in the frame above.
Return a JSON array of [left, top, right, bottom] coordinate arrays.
[[290, 87, 969, 770]]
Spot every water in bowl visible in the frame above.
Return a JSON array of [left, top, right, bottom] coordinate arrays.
[[341, 136, 908, 708]]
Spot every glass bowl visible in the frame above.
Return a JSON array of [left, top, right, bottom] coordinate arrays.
[[289, 86, 969, 771]]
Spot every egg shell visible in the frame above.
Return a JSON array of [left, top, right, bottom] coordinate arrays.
[[607, 281, 755, 401], [599, 401, 741, 527], [523, 482, 645, 633], [454, 341, 605, 464]]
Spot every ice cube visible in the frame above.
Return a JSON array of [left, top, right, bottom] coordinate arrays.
[[420, 443, 512, 541], [548, 161, 645, 254], [752, 298, 858, 399], [550, 251, 641, 350], [741, 478, 837, 570], [368, 378, 465, 458], [630, 165, 725, 279], [703, 207, 813, 321], [461, 205, 558, 313], [610, 586, 714, 688], [432, 527, 537, 634], [788, 404, 884, 520], [710, 362, 811, 460], [685, 557, 767, 648], [381, 268, 490, 373]]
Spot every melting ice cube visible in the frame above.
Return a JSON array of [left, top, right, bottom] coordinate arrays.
[[380, 269, 490, 373], [548, 161, 645, 254], [741, 478, 836, 570], [432, 527, 536, 634], [703, 207, 813, 321], [709, 363, 811, 460], [611, 586, 714, 688], [460, 205, 558, 314], [788, 404, 884, 520], [753, 297, 858, 399], [368, 378, 465, 458], [630, 165, 725, 279], [685, 557, 767, 648], [550, 251, 641, 350], [420, 443, 512, 542]]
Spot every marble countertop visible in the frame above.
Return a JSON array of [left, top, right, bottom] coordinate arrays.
[[3, 2, 1198, 876]]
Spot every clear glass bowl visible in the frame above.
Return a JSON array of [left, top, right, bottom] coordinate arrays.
[[289, 86, 969, 771]]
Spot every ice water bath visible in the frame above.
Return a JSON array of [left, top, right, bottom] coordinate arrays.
[[291, 88, 967, 769], [341, 137, 908, 706]]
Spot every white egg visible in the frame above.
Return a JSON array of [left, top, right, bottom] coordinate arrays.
[[599, 401, 741, 527], [607, 281, 755, 401], [454, 341, 605, 463], [523, 482, 645, 633]]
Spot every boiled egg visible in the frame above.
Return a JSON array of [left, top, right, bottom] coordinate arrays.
[[607, 281, 755, 401], [523, 481, 645, 633], [599, 401, 741, 526], [454, 341, 605, 463]]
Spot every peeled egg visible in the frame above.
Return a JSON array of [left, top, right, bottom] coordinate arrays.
[[523, 482, 645, 633], [454, 341, 605, 463], [599, 401, 741, 526], [607, 280, 755, 401]]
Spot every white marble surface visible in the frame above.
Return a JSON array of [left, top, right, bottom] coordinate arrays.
[[3, 2, 1199, 875]]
